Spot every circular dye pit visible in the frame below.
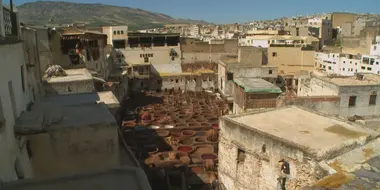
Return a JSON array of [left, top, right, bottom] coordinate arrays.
[[201, 153, 217, 160], [177, 145, 194, 153]]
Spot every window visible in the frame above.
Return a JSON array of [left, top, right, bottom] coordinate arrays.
[[349, 96, 357, 107], [117, 31, 120, 35], [121, 31, 124, 35], [343, 61, 345, 64], [377, 62, 379, 65], [375, 46, 377, 50], [343, 68, 345, 71], [237, 148, 246, 164], [361, 66, 366, 70], [272, 52, 277, 57], [269, 70, 273, 74], [227, 72, 233, 80], [176, 79, 178, 83], [367, 67, 372, 71], [328, 66, 332, 70], [113, 31, 116, 35], [369, 94, 377, 105], [144, 57, 149, 63], [21, 65, 25, 92], [262, 144, 266, 153], [355, 63, 357, 65]]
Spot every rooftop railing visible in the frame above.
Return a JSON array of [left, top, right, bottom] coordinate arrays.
[[2, 6, 18, 36]]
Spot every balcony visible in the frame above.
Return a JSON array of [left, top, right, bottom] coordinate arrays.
[[1, 5, 19, 43]]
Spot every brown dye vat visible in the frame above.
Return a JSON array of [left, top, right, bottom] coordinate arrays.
[[178, 115, 190, 120], [186, 119, 197, 123], [179, 137, 194, 145], [175, 123, 188, 128], [181, 130, 196, 137], [188, 122, 201, 128], [156, 130, 170, 137], [194, 136, 208, 143], [201, 153, 217, 160], [177, 145, 194, 153], [192, 115, 205, 120], [167, 112, 178, 117], [200, 123, 211, 128], [195, 145, 214, 154], [206, 129, 218, 142]]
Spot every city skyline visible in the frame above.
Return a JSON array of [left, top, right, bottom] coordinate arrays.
[[16, 0, 380, 24]]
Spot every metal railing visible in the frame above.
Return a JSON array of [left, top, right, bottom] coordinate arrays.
[[2, 6, 18, 36]]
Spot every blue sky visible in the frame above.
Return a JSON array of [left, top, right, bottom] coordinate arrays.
[[13, 0, 380, 23]]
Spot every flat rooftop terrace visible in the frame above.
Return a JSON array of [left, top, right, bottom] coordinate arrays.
[[225, 107, 377, 159], [40, 92, 119, 108], [15, 94, 117, 134], [46, 68, 93, 83], [1, 167, 151, 190], [234, 78, 282, 93]]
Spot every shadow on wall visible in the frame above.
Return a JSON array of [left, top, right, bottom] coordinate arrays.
[[117, 91, 223, 190]]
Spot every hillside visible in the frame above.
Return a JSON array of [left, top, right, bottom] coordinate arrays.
[[17, 1, 209, 30]]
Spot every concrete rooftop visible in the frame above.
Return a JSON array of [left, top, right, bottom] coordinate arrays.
[[316, 73, 380, 86], [309, 138, 380, 189], [15, 93, 117, 134], [40, 92, 119, 109], [1, 167, 151, 190], [46, 68, 93, 83], [226, 107, 378, 159], [234, 78, 282, 93]]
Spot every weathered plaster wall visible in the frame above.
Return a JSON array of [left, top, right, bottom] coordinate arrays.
[[44, 80, 95, 96], [182, 52, 226, 63], [297, 78, 339, 96], [339, 85, 380, 117], [119, 46, 181, 65], [285, 96, 341, 116], [298, 77, 380, 117], [218, 118, 320, 190], [0, 43, 33, 182], [28, 124, 120, 179]]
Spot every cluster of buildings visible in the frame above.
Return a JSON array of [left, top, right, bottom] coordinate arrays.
[[1, 0, 380, 189]]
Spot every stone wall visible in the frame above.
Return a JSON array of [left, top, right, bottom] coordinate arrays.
[[44, 80, 95, 96], [29, 123, 120, 179], [284, 96, 340, 116], [218, 118, 321, 190]]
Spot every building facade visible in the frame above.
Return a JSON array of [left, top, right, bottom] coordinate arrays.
[[268, 45, 315, 75], [0, 1, 34, 182], [297, 73, 380, 117]]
